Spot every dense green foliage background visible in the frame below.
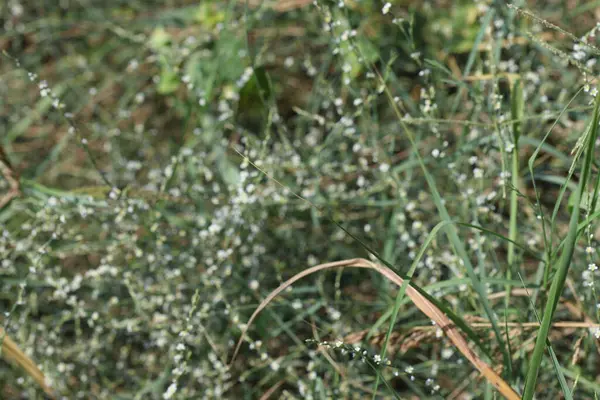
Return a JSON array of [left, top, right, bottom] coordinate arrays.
[[1, 0, 600, 398]]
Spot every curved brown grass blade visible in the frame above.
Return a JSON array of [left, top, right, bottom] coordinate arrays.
[[229, 258, 519, 400], [1, 328, 55, 398]]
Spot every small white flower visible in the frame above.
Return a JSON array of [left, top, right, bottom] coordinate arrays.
[[163, 383, 177, 399], [382, 2, 392, 15], [586, 246, 595, 254], [441, 348, 453, 359], [328, 307, 341, 320], [357, 175, 366, 187]]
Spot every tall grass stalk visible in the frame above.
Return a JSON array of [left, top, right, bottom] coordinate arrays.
[[506, 80, 523, 316], [523, 93, 600, 399]]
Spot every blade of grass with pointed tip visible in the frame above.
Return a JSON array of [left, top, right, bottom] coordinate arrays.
[[523, 92, 600, 400]]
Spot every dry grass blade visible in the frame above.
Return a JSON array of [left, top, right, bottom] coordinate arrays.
[[242, 0, 312, 12], [344, 317, 600, 359], [1, 328, 55, 398], [0, 145, 21, 209], [469, 321, 600, 329], [488, 288, 537, 300], [570, 335, 584, 366], [259, 379, 285, 400], [230, 258, 520, 400]]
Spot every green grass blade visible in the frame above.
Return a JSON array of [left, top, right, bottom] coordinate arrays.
[[522, 92, 600, 400], [508, 79, 523, 267], [517, 273, 573, 400], [548, 346, 573, 400], [506, 79, 523, 339]]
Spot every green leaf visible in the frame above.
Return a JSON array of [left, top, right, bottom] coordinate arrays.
[[236, 66, 273, 132], [149, 27, 171, 51], [157, 66, 180, 95]]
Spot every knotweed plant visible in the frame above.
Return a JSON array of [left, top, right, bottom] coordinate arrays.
[[1, 1, 600, 399]]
